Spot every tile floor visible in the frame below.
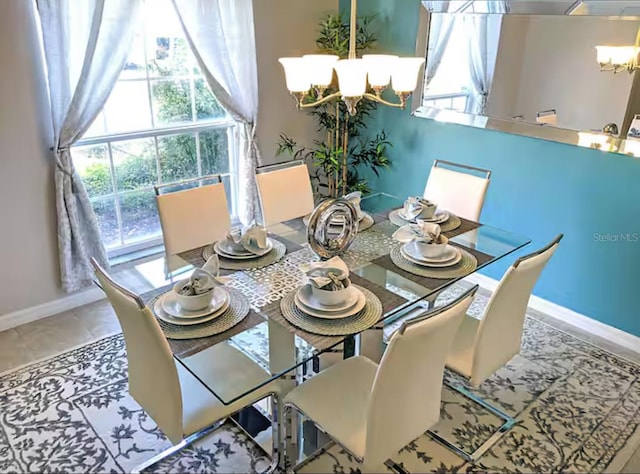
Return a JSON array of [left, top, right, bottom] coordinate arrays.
[[0, 288, 639, 472]]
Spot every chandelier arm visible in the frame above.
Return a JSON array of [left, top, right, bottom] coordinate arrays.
[[297, 92, 344, 108], [363, 92, 409, 109]]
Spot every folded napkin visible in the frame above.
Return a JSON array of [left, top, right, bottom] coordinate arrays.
[[392, 221, 442, 244], [343, 191, 363, 220], [175, 256, 223, 296], [402, 196, 432, 220], [228, 221, 268, 255], [300, 256, 350, 290]]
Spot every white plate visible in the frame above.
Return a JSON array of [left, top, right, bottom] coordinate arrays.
[[401, 244, 462, 268], [154, 294, 230, 326], [214, 240, 273, 259], [296, 284, 360, 312], [217, 239, 253, 256], [294, 287, 366, 319], [161, 287, 229, 319], [420, 211, 450, 224]]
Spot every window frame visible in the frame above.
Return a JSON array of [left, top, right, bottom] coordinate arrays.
[[74, 118, 239, 259]]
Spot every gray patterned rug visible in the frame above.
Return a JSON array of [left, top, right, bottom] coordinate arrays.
[[0, 289, 638, 473]]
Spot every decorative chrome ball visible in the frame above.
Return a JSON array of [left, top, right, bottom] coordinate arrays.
[[307, 198, 359, 260]]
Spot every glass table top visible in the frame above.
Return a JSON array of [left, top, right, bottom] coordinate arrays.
[[110, 192, 531, 406]]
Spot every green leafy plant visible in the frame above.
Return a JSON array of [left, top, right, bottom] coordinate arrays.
[[276, 13, 391, 198]]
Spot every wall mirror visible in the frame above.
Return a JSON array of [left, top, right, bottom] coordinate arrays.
[[412, 1, 640, 157]]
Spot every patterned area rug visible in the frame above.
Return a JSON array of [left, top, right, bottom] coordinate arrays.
[[0, 288, 638, 473]]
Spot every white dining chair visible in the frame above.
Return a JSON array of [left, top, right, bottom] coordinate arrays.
[[91, 258, 284, 473], [423, 160, 491, 222], [432, 234, 563, 462], [283, 286, 478, 473], [255, 160, 315, 227], [155, 175, 231, 276]]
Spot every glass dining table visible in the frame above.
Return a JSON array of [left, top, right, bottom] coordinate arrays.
[[114, 192, 531, 408]]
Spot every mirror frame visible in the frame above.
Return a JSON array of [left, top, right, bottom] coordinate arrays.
[[411, 1, 640, 157]]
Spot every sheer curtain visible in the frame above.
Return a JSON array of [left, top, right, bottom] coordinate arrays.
[[172, 0, 260, 225], [424, 1, 455, 89], [37, 0, 142, 292], [464, 3, 507, 114]]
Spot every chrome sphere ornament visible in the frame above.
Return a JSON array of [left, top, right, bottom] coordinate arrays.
[[307, 198, 359, 260]]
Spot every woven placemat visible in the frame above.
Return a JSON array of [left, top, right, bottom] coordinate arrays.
[[388, 209, 461, 233], [279, 285, 382, 337], [389, 244, 478, 280], [303, 212, 375, 233], [202, 239, 286, 270], [149, 287, 250, 340]]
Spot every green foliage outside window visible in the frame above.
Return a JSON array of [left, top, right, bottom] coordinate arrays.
[[78, 37, 229, 244]]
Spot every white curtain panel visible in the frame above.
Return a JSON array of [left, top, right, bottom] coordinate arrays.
[[172, 0, 261, 225], [37, 0, 142, 292], [424, 1, 455, 88], [464, 2, 507, 115]]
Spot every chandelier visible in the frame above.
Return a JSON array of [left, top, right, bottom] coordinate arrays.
[[596, 45, 639, 73], [278, 0, 425, 115], [596, 28, 640, 73]]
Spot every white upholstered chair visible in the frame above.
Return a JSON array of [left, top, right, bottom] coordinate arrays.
[[283, 286, 478, 472], [255, 161, 315, 227], [432, 234, 563, 462], [423, 160, 491, 222], [91, 259, 283, 472], [155, 176, 231, 275]]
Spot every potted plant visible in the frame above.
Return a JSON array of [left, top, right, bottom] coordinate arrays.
[[276, 13, 391, 199]]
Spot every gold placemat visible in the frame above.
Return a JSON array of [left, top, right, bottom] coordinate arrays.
[[279, 285, 382, 337], [389, 244, 478, 280], [202, 239, 286, 270], [149, 287, 250, 340]]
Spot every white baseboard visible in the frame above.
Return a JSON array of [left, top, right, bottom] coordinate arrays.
[[0, 288, 106, 332], [466, 273, 640, 356]]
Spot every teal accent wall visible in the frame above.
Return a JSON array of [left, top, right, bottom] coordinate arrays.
[[342, 0, 640, 336]]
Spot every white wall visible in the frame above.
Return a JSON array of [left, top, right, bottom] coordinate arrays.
[[489, 15, 637, 131], [0, 0, 64, 315], [0, 0, 336, 319], [254, 0, 339, 164]]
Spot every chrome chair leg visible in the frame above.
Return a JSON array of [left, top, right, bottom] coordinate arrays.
[[427, 383, 516, 463]]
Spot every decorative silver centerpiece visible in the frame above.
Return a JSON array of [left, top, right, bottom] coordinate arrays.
[[307, 198, 358, 260]]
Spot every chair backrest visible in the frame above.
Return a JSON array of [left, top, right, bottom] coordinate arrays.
[[91, 259, 184, 444], [423, 160, 491, 222], [255, 162, 315, 227], [469, 235, 563, 386], [363, 286, 477, 466], [156, 179, 231, 273]]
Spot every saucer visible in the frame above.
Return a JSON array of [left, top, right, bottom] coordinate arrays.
[[161, 287, 229, 318], [401, 244, 462, 267], [420, 211, 449, 224], [214, 240, 273, 259], [297, 284, 360, 312], [154, 293, 230, 326], [294, 286, 366, 319]]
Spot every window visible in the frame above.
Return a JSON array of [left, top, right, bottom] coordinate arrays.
[[72, 0, 237, 256], [423, 1, 502, 112]]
